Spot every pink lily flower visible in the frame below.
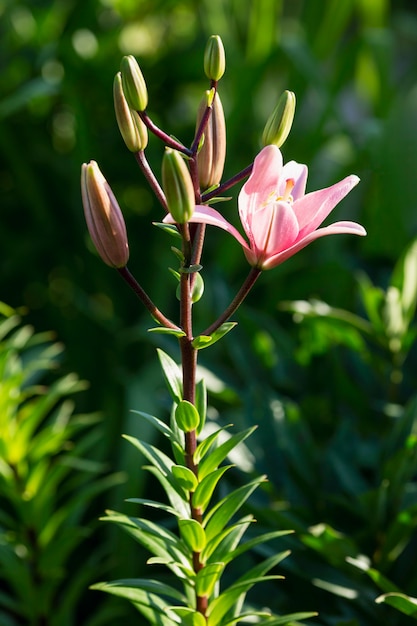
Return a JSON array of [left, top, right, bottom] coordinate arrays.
[[164, 145, 366, 270]]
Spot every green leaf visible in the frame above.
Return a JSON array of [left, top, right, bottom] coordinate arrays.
[[172, 465, 198, 492], [91, 578, 186, 603], [91, 580, 180, 626], [180, 264, 203, 274], [223, 612, 319, 626], [148, 327, 186, 338], [375, 592, 417, 618], [195, 378, 207, 435], [203, 518, 254, 563], [198, 426, 257, 480], [125, 498, 181, 518], [195, 562, 224, 597], [192, 322, 237, 350], [191, 271, 205, 304], [101, 511, 192, 579], [206, 576, 284, 625], [392, 237, 417, 327], [157, 348, 183, 402], [130, 410, 178, 443], [153, 222, 182, 239], [175, 400, 200, 432], [178, 519, 206, 552], [143, 465, 190, 518], [166, 607, 207, 626], [193, 425, 233, 465], [193, 466, 232, 512], [204, 477, 266, 541], [206, 528, 292, 566]]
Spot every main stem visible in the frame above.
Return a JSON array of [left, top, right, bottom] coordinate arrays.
[[179, 227, 208, 616]]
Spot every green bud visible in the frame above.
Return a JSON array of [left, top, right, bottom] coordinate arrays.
[[81, 161, 129, 268], [262, 90, 296, 148], [195, 90, 226, 190], [162, 148, 195, 223], [113, 72, 148, 152], [175, 400, 200, 432], [204, 35, 226, 81], [120, 55, 148, 112]]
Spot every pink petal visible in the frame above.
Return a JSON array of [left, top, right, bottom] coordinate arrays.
[[262, 220, 367, 269], [293, 175, 360, 237], [239, 145, 283, 218], [163, 205, 250, 251], [281, 161, 308, 199], [249, 201, 299, 261]]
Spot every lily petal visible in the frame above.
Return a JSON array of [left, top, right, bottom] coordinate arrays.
[[250, 201, 299, 262], [239, 145, 283, 216], [163, 205, 250, 251], [262, 220, 367, 270], [294, 175, 360, 237]]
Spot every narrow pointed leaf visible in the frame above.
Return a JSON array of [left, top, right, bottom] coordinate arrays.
[[193, 425, 233, 465], [198, 426, 257, 479], [204, 477, 267, 540], [167, 607, 206, 626], [91, 580, 179, 626], [178, 519, 206, 552], [195, 378, 207, 435], [375, 592, 417, 617], [206, 576, 284, 625], [148, 327, 186, 338], [195, 562, 224, 597], [192, 322, 237, 350], [157, 349, 183, 402], [193, 466, 232, 512]]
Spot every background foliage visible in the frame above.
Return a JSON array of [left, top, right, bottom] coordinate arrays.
[[1, 0, 417, 624]]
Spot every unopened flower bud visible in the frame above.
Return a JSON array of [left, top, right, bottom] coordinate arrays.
[[81, 161, 129, 268], [262, 90, 296, 148], [204, 35, 225, 81], [113, 73, 148, 152], [162, 149, 195, 224], [195, 90, 226, 190], [120, 55, 148, 112]]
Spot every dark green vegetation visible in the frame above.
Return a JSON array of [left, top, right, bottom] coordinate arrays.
[[2, 0, 417, 624]]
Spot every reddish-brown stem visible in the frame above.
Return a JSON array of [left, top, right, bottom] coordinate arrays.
[[201, 162, 253, 203], [139, 111, 193, 156], [201, 267, 262, 337], [117, 266, 180, 330], [134, 150, 167, 212]]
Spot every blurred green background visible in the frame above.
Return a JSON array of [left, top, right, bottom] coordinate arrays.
[[2, 0, 417, 624]]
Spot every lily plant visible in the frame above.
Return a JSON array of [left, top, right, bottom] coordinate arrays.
[[81, 34, 365, 626]]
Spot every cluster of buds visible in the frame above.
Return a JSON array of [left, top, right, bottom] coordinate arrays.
[[80, 34, 298, 272]]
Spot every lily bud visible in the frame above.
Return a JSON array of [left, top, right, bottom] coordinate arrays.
[[162, 149, 195, 223], [262, 90, 296, 148], [195, 90, 226, 190], [120, 55, 148, 112], [204, 35, 226, 81], [113, 73, 148, 152], [81, 161, 129, 268]]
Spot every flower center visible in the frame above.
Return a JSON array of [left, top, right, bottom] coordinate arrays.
[[265, 178, 295, 206]]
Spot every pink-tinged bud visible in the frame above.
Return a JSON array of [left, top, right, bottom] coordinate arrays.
[[204, 35, 226, 81], [120, 55, 148, 112], [262, 90, 296, 148], [81, 161, 129, 268], [114, 72, 148, 152], [195, 90, 226, 190], [162, 149, 195, 224]]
